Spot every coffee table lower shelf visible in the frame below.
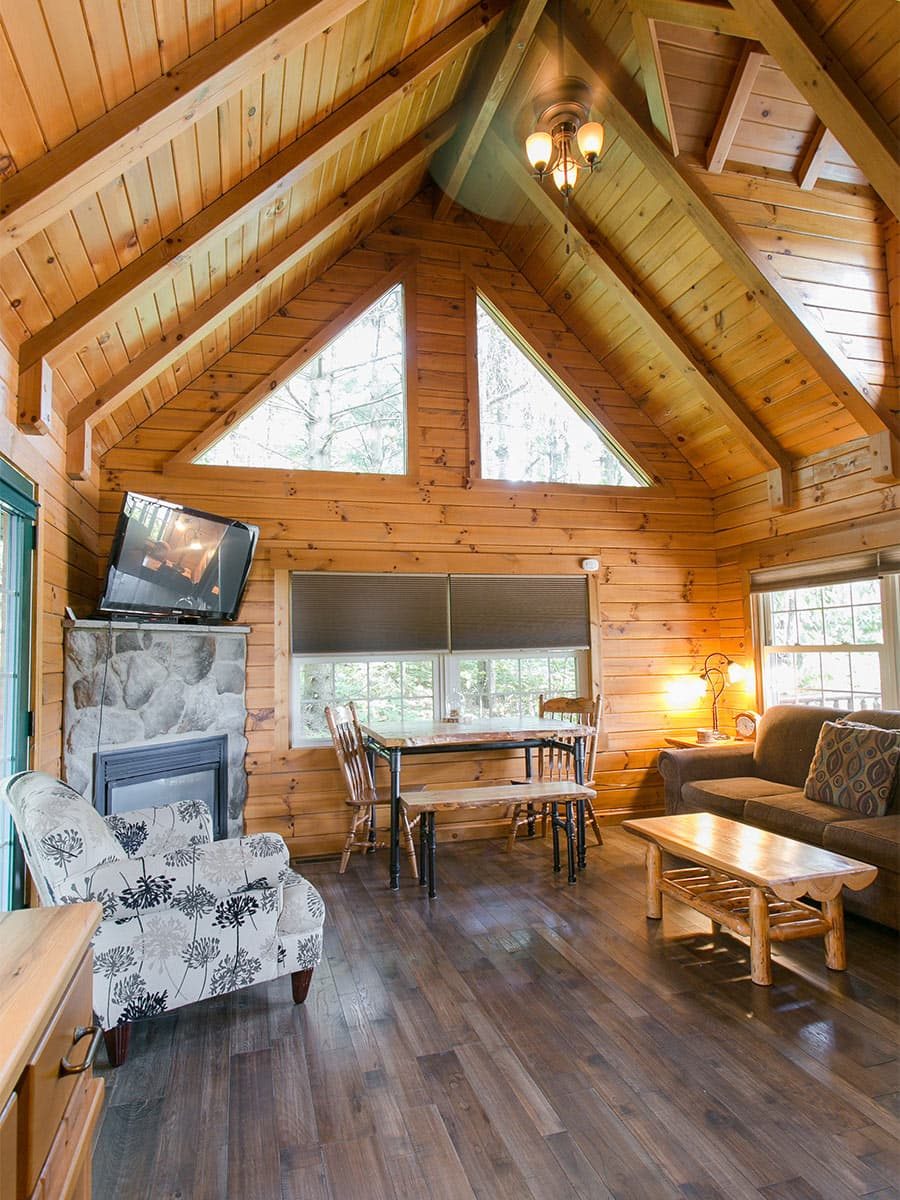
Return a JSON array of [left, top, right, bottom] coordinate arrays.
[[646, 848, 843, 986]]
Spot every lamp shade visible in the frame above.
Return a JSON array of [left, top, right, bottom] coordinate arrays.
[[576, 120, 604, 162], [525, 131, 554, 172], [727, 660, 747, 683], [552, 155, 578, 194]]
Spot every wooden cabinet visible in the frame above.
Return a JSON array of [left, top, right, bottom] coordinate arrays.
[[0, 905, 103, 1200]]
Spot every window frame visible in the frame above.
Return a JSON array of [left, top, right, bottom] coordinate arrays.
[[0, 458, 37, 911], [755, 574, 900, 711], [464, 271, 654, 492], [288, 646, 591, 747]]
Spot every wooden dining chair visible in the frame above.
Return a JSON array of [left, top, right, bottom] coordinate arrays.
[[506, 693, 604, 851], [325, 702, 418, 875]]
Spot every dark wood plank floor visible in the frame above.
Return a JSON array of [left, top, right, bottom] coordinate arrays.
[[92, 828, 900, 1200]]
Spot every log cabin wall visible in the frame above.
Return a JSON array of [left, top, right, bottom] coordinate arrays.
[[98, 195, 735, 859], [0, 339, 100, 776]]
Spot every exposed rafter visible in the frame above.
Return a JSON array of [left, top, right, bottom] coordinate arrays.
[[433, 0, 546, 221], [729, 0, 900, 218], [16, 0, 509, 383], [796, 124, 838, 192], [485, 131, 793, 506], [63, 110, 458, 479], [0, 0, 369, 256], [630, 11, 679, 156], [536, 5, 900, 453], [630, 0, 753, 39], [705, 42, 767, 173], [164, 258, 417, 472]]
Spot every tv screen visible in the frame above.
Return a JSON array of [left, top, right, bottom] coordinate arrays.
[[98, 493, 259, 621]]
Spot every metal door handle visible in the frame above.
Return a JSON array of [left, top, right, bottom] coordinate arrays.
[[60, 1024, 104, 1074]]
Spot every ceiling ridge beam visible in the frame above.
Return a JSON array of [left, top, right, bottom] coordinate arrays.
[[485, 130, 793, 506], [630, 0, 753, 39], [729, 0, 900, 218], [0, 0, 369, 256], [433, 0, 546, 221], [705, 41, 767, 173], [631, 11, 679, 156], [537, 5, 899, 445], [63, 108, 458, 478], [16, 0, 509, 378]]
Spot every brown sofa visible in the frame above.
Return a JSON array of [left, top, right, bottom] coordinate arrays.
[[658, 705, 900, 929]]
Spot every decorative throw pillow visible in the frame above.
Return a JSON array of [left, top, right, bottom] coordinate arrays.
[[804, 720, 900, 816]]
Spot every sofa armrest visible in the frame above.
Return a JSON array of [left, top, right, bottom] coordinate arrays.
[[56, 832, 289, 920], [658, 744, 756, 814], [104, 799, 214, 857]]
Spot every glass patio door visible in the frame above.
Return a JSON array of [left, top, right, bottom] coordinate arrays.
[[0, 460, 37, 910]]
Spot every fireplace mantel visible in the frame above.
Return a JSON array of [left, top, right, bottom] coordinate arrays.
[[65, 619, 250, 634]]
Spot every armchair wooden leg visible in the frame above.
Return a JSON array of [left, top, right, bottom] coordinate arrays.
[[291, 967, 315, 1004], [340, 809, 363, 874], [586, 799, 604, 846], [104, 1023, 132, 1068]]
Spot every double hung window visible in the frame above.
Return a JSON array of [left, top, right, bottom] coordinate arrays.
[[0, 461, 37, 911], [289, 573, 591, 744], [754, 551, 900, 711]]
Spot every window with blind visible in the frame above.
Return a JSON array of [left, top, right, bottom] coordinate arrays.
[[752, 550, 900, 711], [289, 572, 592, 742]]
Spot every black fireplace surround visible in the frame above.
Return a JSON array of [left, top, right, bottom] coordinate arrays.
[[93, 735, 228, 840]]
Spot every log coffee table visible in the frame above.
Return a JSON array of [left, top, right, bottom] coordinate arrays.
[[623, 812, 878, 985]]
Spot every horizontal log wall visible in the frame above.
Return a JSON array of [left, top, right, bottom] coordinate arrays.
[[100, 198, 739, 858], [1, 338, 100, 777]]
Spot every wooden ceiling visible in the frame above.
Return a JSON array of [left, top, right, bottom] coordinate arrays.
[[1, 0, 897, 499]]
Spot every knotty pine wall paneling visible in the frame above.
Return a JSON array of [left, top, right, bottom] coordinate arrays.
[[100, 198, 729, 858], [0, 337, 100, 777]]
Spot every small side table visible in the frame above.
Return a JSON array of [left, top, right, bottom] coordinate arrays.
[[664, 735, 749, 749]]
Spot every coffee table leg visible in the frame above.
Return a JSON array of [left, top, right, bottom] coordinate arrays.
[[823, 894, 846, 970], [749, 887, 772, 986], [646, 843, 662, 919]]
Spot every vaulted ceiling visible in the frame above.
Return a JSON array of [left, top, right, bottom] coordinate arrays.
[[2, 0, 897, 500]]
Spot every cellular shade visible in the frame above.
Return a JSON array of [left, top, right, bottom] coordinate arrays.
[[450, 575, 589, 651], [750, 547, 900, 593], [291, 573, 449, 654]]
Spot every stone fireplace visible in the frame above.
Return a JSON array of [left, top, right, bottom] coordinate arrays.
[[63, 621, 249, 838]]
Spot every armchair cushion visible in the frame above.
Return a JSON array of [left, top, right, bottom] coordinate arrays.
[[3, 771, 122, 903], [105, 798, 213, 857], [57, 832, 290, 919]]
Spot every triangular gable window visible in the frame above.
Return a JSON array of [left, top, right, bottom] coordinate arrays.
[[196, 284, 406, 473], [476, 295, 647, 487]]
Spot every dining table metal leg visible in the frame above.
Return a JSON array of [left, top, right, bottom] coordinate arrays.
[[427, 812, 437, 899], [366, 748, 378, 851], [551, 802, 561, 873], [566, 800, 577, 884], [524, 747, 536, 836], [574, 736, 587, 870], [389, 748, 401, 890]]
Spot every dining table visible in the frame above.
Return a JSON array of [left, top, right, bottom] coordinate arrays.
[[361, 716, 594, 889]]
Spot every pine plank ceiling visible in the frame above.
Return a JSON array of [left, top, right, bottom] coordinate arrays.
[[0, 0, 897, 495]]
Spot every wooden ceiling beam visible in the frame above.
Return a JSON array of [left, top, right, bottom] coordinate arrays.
[[17, 0, 507, 382], [630, 12, 679, 156], [705, 41, 767, 173], [796, 123, 838, 191], [62, 109, 458, 479], [536, 5, 899, 447], [630, 0, 753, 39], [0, 0, 369, 257], [484, 130, 792, 505], [729, 0, 899, 217], [433, 0, 547, 221]]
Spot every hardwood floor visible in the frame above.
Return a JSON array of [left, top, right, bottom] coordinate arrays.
[[92, 828, 900, 1200]]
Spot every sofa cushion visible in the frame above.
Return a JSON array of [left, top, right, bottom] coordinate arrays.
[[681, 776, 797, 818], [842, 711, 900, 813], [804, 721, 900, 816], [753, 704, 849, 788], [744, 792, 860, 846], [823, 815, 900, 873]]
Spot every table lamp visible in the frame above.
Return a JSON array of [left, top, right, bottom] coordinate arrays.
[[700, 652, 746, 738]]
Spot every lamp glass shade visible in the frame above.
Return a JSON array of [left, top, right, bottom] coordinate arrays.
[[727, 660, 746, 683], [553, 155, 578, 193], [525, 131, 554, 171], [576, 121, 604, 162]]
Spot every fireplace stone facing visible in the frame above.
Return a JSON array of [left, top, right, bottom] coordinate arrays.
[[63, 621, 250, 837]]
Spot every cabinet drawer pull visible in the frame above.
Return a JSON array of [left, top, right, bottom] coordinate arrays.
[[60, 1024, 103, 1074]]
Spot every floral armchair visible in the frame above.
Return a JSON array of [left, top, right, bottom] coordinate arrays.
[[2, 771, 325, 1066]]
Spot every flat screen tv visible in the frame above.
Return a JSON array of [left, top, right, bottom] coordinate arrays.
[[98, 493, 259, 621]]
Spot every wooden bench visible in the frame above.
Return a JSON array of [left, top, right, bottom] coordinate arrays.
[[402, 780, 595, 896]]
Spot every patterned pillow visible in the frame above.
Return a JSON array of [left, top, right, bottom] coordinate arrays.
[[804, 721, 900, 816]]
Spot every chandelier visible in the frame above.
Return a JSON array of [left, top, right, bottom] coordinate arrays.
[[524, 76, 604, 195]]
